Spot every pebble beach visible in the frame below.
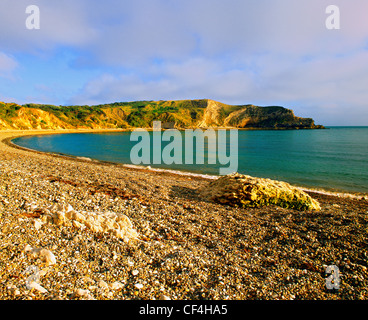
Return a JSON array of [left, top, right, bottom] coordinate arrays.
[[0, 129, 367, 300]]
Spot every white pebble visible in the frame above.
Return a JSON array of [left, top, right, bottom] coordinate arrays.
[[24, 245, 56, 266], [134, 283, 143, 290], [98, 280, 109, 290], [33, 219, 44, 230], [110, 281, 124, 290], [28, 281, 48, 294]]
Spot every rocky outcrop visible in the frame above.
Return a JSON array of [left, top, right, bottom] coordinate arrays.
[[199, 173, 321, 211], [23, 202, 139, 243], [15, 107, 71, 130], [223, 105, 320, 129], [198, 100, 226, 127]]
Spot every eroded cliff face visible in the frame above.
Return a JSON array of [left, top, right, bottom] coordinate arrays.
[[0, 106, 69, 130], [14, 107, 72, 130], [195, 100, 322, 129], [222, 105, 318, 129], [0, 100, 324, 130], [198, 100, 226, 127]]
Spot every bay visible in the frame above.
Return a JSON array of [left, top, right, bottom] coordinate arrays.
[[12, 127, 368, 193]]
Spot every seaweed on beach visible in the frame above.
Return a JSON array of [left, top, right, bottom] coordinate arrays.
[[199, 173, 321, 211]]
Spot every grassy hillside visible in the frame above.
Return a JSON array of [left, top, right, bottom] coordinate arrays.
[[0, 99, 324, 130]]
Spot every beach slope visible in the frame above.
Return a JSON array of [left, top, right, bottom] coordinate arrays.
[[0, 130, 367, 300]]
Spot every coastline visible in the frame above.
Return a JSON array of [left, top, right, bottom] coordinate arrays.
[[3, 129, 220, 182], [0, 129, 367, 300], [5, 129, 367, 199]]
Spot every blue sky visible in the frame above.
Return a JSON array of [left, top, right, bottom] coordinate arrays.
[[1, 0, 368, 125]]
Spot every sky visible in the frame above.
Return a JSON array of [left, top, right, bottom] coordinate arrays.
[[0, 0, 368, 126]]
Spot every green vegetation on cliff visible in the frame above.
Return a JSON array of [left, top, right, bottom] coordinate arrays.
[[0, 99, 324, 130]]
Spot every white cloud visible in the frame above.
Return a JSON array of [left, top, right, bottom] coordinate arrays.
[[72, 0, 368, 68], [1, 0, 368, 60], [1, 0, 368, 124], [0, 0, 98, 54], [0, 52, 18, 78], [71, 57, 256, 105], [71, 47, 368, 125]]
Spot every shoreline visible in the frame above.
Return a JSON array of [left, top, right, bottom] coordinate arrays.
[[4, 129, 367, 199], [1, 129, 367, 300], [2, 129, 218, 183]]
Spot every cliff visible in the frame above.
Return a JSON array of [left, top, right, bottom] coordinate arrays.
[[0, 99, 324, 130]]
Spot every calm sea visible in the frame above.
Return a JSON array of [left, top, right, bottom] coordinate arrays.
[[12, 127, 368, 193]]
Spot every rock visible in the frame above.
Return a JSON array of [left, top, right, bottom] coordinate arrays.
[[33, 219, 44, 230], [110, 281, 124, 290], [97, 280, 109, 290], [134, 283, 143, 290], [74, 288, 95, 300], [81, 276, 94, 284], [28, 281, 48, 294], [39, 267, 50, 276], [24, 245, 57, 266], [33, 203, 139, 242], [199, 173, 321, 211], [72, 220, 85, 229], [131, 269, 139, 276], [7, 284, 20, 296]]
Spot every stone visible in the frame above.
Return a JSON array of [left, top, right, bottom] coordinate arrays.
[[24, 245, 56, 266], [7, 284, 20, 296], [33, 219, 44, 230], [110, 281, 124, 290], [74, 288, 95, 300], [31, 203, 139, 242], [134, 283, 143, 290], [97, 280, 109, 290], [199, 173, 321, 211], [28, 281, 48, 294]]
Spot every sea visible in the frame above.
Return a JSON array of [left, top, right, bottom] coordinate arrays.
[[12, 127, 368, 194]]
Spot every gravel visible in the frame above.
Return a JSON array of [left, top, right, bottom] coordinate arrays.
[[0, 130, 367, 300]]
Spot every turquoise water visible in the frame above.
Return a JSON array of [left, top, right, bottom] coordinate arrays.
[[12, 127, 368, 193]]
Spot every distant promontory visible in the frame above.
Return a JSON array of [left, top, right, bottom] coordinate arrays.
[[0, 99, 324, 130]]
